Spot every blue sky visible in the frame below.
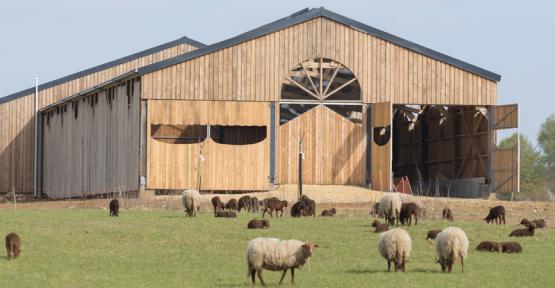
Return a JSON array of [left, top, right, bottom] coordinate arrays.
[[1, 0, 553, 144]]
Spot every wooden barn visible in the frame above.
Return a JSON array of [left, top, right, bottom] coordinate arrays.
[[0, 8, 519, 199]]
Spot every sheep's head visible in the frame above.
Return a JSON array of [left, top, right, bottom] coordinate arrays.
[[302, 242, 319, 257], [282, 201, 288, 207], [371, 220, 380, 227], [330, 208, 336, 214], [520, 218, 530, 225]]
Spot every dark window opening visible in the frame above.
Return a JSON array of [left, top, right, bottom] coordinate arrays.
[[373, 125, 391, 146], [210, 126, 266, 145], [279, 103, 318, 125], [151, 124, 207, 144], [325, 105, 363, 124]]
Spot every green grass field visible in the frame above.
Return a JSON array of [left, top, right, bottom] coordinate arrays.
[[0, 208, 554, 287]]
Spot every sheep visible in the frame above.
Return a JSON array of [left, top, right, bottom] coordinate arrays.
[[378, 193, 402, 226], [378, 228, 412, 272], [371, 220, 389, 233], [399, 202, 419, 226], [238, 196, 252, 212], [226, 198, 239, 211], [247, 219, 270, 229], [520, 218, 546, 228], [250, 197, 260, 213], [211, 196, 225, 216], [371, 202, 381, 218], [182, 190, 201, 217], [290, 201, 305, 217], [5, 233, 21, 260], [484, 205, 506, 225], [442, 207, 454, 222], [475, 241, 501, 252], [509, 223, 535, 237], [262, 197, 287, 218], [109, 199, 119, 217], [300, 196, 316, 217], [499, 242, 522, 253], [320, 208, 336, 217], [215, 211, 237, 218], [247, 237, 319, 286], [426, 229, 442, 240], [435, 227, 469, 273]]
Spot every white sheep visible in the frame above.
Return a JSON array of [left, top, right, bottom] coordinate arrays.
[[247, 237, 319, 286], [435, 227, 469, 273], [378, 228, 412, 272], [379, 193, 402, 226], [181, 190, 200, 217]]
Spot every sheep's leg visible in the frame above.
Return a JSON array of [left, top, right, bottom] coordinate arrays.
[[447, 260, 453, 273], [250, 268, 256, 286], [290, 268, 295, 285], [262, 209, 266, 218], [387, 260, 391, 272], [394, 259, 398, 272], [256, 270, 266, 287], [278, 269, 287, 285], [461, 257, 464, 272]]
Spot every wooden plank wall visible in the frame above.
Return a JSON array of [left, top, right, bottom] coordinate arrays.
[[371, 102, 392, 191], [276, 105, 366, 185], [142, 17, 498, 106], [146, 100, 269, 190], [0, 42, 198, 194], [492, 104, 519, 193], [41, 79, 141, 199]]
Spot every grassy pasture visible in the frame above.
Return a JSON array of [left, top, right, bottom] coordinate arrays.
[[0, 208, 554, 287]]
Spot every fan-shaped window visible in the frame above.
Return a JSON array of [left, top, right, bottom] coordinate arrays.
[[280, 58, 362, 125], [151, 124, 206, 144]]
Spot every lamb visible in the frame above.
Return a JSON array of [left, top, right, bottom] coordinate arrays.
[[211, 196, 225, 216], [520, 218, 546, 228], [109, 199, 119, 217], [226, 198, 239, 211], [442, 207, 454, 222], [484, 205, 506, 225], [509, 223, 535, 237], [262, 197, 287, 218], [238, 196, 252, 212], [426, 229, 442, 240], [290, 201, 305, 217], [5, 233, 21, 260], [378, 228, 412, 272], [215, 211, 237, 218], [372, 220, 389, 233], [247, 237, 319, 286], [475, 241, 501, 252], [320, 208, 336, 217], [399, 202, 419, 226], [250, 197, 260, 212], [499, 242, 522, 253], [435, 227, 469, 273], [247, 219, 270, 229], [378, 193, 402, 226], [182, 190, 201, 217]]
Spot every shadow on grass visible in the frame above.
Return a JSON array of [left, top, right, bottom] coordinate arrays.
[[411, 268, 442, 273], [345, 268, 384, 274], [160, 216, 183, 219]]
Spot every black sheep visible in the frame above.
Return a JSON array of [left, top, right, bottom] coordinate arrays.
[[510, 223, 535, 237], [320, 208, 336, 217], [476, 241, 501, 252], [426, 229, 442, 240], [399, 202, 419, 226], [442, 207, 454, 222], [5, 233, 21, 260], [371, 220, 389, 233], [247, 219, 270, 229], [262, 197, 287, 218], [520, 218, 546, 228], [500, 242, 522, 253], [250, 197, 260, 212], [238, 196, 252, 212], [215, 211, 237, 218], [290, 201, 305, 217], [109, 199, 119, 217], [225, 199, 239, 211], [484, 205, 506, 225], [211, 196, 225, 215]]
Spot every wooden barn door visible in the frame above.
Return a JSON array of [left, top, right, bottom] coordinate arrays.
[[491, 104, 519, 196], [370, 102, 392, 191]]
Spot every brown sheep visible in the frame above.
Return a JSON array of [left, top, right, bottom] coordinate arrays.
[[225, 198, 239, 211], [509, 223, 535, 237], [250, 197, 260, 212], [215, 211, 237, 218], [290, 201, 305, 218], [300, 195, 316, 217], [371, 220, 389, 233], [211, 196, 225, 215], [238, 196, 252, 212], [475, 241, 501, 252], [426, 230, 442, 240], [371, 202, 381, 218], [262, 198, 288, 218], [500, 242, 522, 253], [442, 207, 454, 222], [109, 199, 119, 217], [484, 205, 506, 225], [520, 218, 546, 228], [399, 202, 419, 226], [247, 219, 270, 229], [5, 233, 21, 260], [320, 208, 336, 217]]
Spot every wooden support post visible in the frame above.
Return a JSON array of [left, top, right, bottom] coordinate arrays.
[[12, 186, 16, 210], [298, 135, 304, 200]]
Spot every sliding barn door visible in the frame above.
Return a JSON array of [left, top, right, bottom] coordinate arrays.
[[491, 104, 519, 195], [370, 102, 392, 191]]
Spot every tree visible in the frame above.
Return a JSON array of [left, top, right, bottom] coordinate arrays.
[[499, 133, 544, 200], [538, 114, 555, 191]]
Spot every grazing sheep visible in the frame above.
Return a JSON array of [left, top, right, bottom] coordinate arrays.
[[378, 193, 402, 226], [484, 205, 506, 225], [250, 197, 260, 212], [442, 207, 454, 222], [211, 196, 225, 216], [262, 198, 287, 218], [372, 220, 389, 233], [500, 242, 522, 253], [476, 241, 501, 252], [247, 237, 319, 286], [378, 228, 412, 272], [238, 196, 252, 212], [247, 219, 270, 229], [290, 201, 306, 218], [435, 227, 469, 273], [226, 198, 239, 211], [371, 202, 381, 218], [109, 199, 119, 217], [5, 233, 21, 260], [320, 208, 336, 217], [300, 196, 316, 217], [520, 218, 546, 228], [215, 211, 237, 218], [426, 230, 442, 240], [509, 223, 535, 237], [182, 190, 201, 217], [399, 202, 419, 226]]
